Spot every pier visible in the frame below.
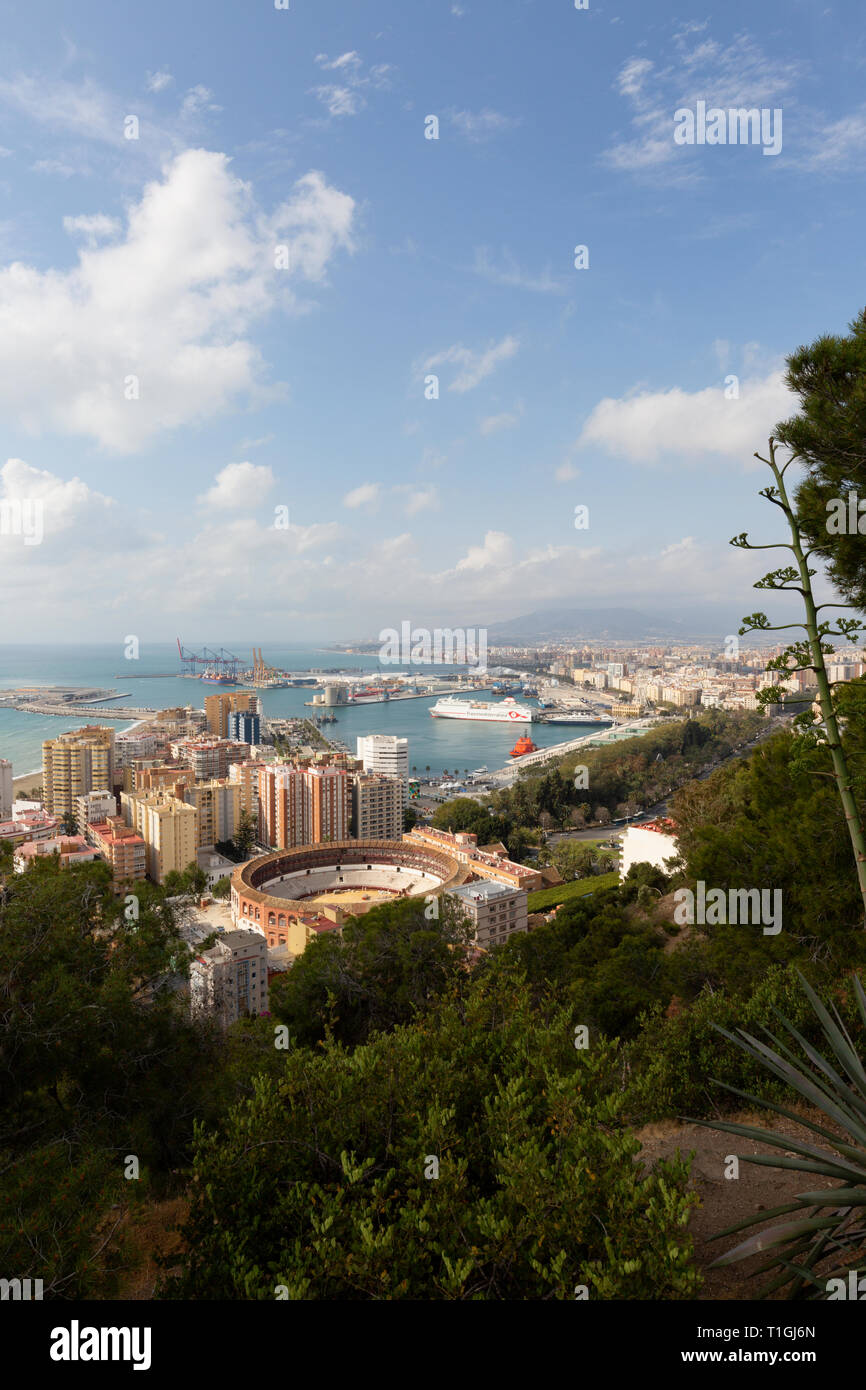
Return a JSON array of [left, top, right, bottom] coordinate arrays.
[[485, 718, 660, 787]]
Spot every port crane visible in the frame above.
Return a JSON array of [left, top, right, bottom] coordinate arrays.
[[176, 639, 243, 680]]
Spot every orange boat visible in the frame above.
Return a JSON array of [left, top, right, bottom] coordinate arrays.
[[509, 734, 538, 758]]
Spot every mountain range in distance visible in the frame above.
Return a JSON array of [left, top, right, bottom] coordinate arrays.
[[338, 601, 788, 649], [482, 605, 746, 644]]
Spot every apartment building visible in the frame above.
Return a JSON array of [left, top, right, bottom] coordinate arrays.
[[448, 880, 528, 950], [307, 765, 350, 843], [229, 759, 266, 820], [257, 764, 350, 849], [75, 789, 117, 835], [204, 691, 260, 738], [121, 790, 198, 884], [114, 730, 165, 768], [87, 815, 147, 891], [356, 734, 409, 804], [0, 758, 12, 820], [169, 737, 250, 781], [190, 928, 269, 1028], [227, 709, 261, 746], [151, 707, 208, 736], [42, 726, 116, 818], [351, 772, 403, 841], [183, 778, 241, 848], [123, 763, 196, 796], [0, 811, 59, 847], [661, 686, 701, 707]]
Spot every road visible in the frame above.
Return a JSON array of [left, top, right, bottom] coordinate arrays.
[[541, 718, 785, 847]]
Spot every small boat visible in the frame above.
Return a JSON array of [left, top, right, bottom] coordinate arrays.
[[509, 735, 538, 758]]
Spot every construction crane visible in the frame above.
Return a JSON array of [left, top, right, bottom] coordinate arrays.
[[176, 639, 244, 680]]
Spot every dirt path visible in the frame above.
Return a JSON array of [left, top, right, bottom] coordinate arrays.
[[638, 1109, 842, 1299]]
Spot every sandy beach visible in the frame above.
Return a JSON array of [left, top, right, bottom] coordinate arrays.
[[12, 769, 46, 798]]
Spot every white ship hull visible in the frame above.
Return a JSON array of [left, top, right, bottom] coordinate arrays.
[[430, 698, 533, 723]]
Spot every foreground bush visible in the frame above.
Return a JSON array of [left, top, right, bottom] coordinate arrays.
[[163, 965, 698, 1300], [623, 964, 866, 1122]]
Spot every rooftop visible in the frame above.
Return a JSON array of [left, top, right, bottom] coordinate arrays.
[[450, 880, 521, 904]]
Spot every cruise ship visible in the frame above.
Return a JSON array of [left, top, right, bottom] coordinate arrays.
[[429, 696, 534, 723]]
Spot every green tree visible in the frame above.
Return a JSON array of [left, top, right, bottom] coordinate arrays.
[[233, 809, 258, 859], [670, 724, 866, 989], [551, 840, 596, 882], [776, 307, 866, 611], [269, 895, 473, 1048], [162, 963, 697, 1301], [0, 858, 225, 1296], [732, 438, 866, 916]]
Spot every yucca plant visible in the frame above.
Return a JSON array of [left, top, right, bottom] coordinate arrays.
[[691, 969, 866, 1298]]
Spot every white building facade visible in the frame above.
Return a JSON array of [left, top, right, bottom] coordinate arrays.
[[356, 734, 410, 805], [190, 928, 269, 1028]]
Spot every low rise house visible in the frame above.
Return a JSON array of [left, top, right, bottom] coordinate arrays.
[[14, 834, 99, 872]]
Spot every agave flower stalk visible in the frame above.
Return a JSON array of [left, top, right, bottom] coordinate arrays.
[[732, 438, 866, 919]]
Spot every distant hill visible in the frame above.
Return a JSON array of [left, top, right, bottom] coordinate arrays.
[[484, 608, 687, 642]]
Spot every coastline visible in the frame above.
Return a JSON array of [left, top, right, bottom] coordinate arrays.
[[13, 768, 45, 796], [9, 718, 143, 800]]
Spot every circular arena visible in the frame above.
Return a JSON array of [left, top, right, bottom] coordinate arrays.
[[230, 839, 470, 931]]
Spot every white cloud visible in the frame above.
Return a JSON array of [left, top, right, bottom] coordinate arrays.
[[289, 520, 343, 553], [238, 433, 274, 450], [62, 213, 122, 245], [450, 108, 521, 141], [0, 74, 126, 146], [316, 52, 363, 75], [0, 457, 115, 537], [480, 408, 521, 435], [199, 461, 276, 510], [343, 482, 381, 509], [181, 85, 221, 117], [0, 151, 356, 451], [310, 52, 394, 118], [555, 461, 580, 482], [804, 110, 866, 171], [455, 530, 514, 572], [32, 158, 82, 178], [312, 86, 361, 118], [421, 335, 518, 393], [576, 368, 795, 465], [147, 70, 174, 93], [0, 458, 816, 639], [379, 532, 413, 560], [603, 32, 804, 178], [401, 485, 438, 516], [473, 246, 565, 295]]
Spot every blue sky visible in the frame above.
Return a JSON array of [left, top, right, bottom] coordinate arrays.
[[0, 0, 864, 643]]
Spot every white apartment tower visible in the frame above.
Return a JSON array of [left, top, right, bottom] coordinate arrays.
[[356, 735, 409, 805], [190, 929, 269, 1028]]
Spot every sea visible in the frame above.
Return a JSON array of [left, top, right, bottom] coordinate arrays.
[[0, 642, 614, 780]]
